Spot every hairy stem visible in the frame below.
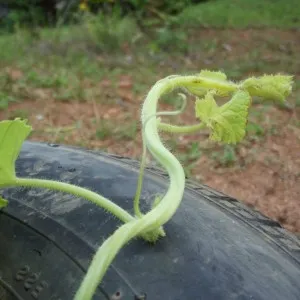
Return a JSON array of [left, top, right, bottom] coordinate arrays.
[[158, 122, 206, 133], [133, 92, 188, 218], [5, 177, 134, 224]]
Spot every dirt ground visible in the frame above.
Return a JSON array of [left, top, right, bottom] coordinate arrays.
[[1, 28, 299, 234]]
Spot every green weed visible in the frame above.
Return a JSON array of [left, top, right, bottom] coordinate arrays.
[[268, 125, 279, 136], [95, 120, 114, 140], [176, 0, 300, 29], [24, 70, 69, 88], [160, 92, 184, 108], [211, 145, 237, 167], [294, 121, 300, 128], [8, 109, 30, 120], [203, 39, 218, 53], [115, 121, 138, 140], [150, 27, 187, 53], [178, 141, 202, 168], [246, 122, 265, 138], [55, 85, 88, 102], [95, 119, 138, 141], [0, 92, 16, 110], [183, 162, 197, 179], [82, 12, 140, 52], [186, 142, 202, 161]]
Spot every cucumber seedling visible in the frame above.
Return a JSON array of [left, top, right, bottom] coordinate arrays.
[[0, 70, 293, 300]]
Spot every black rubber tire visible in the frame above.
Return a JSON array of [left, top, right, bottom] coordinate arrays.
[[0, 141, 300, 300]]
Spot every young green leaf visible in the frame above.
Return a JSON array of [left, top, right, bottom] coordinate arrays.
[[194, 91, 218, 124], [240, 74, 293, 102], [0, 196, 8, 209], [0, 119, 32, 185], [195, 90, 251, 144]]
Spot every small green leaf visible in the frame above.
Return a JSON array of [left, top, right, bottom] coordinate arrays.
[[194, 92, 218, 124], [241, 74, 293, 102], [0, 119, 32, 185], [0, 196, 8, 209], [195, 90, 251, 144]]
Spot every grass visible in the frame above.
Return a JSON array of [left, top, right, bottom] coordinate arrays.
[[95, 120, 114, 140], [0, 92, 15, 109], [177, 141, 203, 177], [246, 122, 265, 140], [81, 12, 141, 52], [177, 0, 300, 28], [95, 119, 138, 141], [211, 145, 237, 167]]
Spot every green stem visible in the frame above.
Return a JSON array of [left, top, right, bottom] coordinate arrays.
[[133, 139, 146, 218], [74, 74, 241, 300], [158, 122, 206, 133], [133, 92, 188, 218], [6, 177, 134, 224]]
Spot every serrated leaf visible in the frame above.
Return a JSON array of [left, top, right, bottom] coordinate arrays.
[[195, 90, 251, 144], [195, 92, 218, 123], [0, 119, 32, 185], [0, 196, 8, 209], [240, 74, 293, 102]]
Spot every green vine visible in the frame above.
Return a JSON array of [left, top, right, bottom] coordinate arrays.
[[0, 70, 293, 300]]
